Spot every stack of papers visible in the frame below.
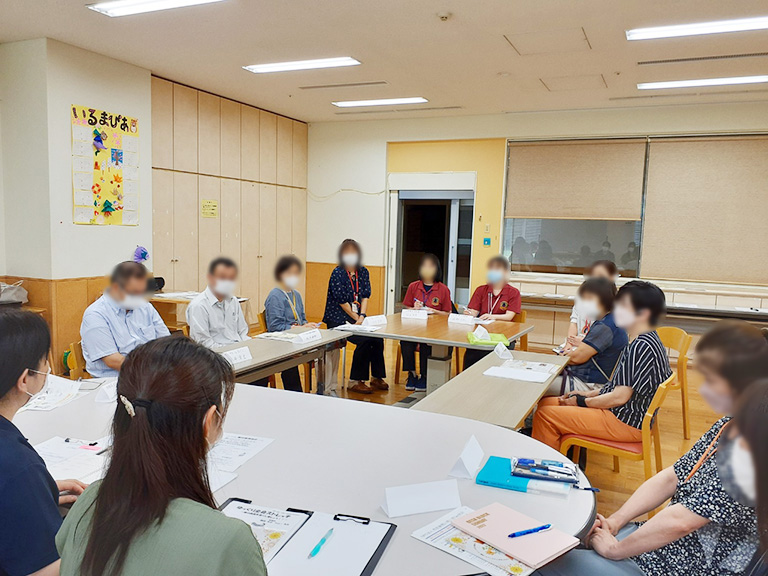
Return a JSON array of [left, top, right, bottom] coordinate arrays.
[[19, 375, 81, 412], [256, 332, 298, 342], [152, 291, 200, 299], [334, 323, 382, 333], [34, 436, 109, 484], [483, 359, 560, 383], [221, 503, 308, 564], [207, 433, 275, 492]]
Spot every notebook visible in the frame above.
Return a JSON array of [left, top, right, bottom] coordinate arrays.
[[451, 503, 578, 569]]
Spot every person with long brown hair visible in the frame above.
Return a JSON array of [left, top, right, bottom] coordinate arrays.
[[55, 336, 266, 576]]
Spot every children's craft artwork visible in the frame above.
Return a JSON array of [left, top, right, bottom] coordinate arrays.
[[71, 105, 140, 226]]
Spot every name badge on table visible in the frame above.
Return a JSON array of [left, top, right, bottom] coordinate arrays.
[[401, 309, 428, 320], [362, 314, 388, 326], [293, 328, 322, 344], [221, 346, 252, 365], [448, 313, 475, 325]]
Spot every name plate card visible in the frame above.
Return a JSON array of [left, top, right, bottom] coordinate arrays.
[[401, 309, 429, 320]]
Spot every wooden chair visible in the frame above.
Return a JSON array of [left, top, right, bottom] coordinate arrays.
[[257, 310, 313, 393], [657, 326, 693, 439], [66, 341, 89, 381], [559, 373, 674, 483], [453, 309, 527, 375]]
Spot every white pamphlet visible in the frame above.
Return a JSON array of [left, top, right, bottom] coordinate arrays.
[[381, 479, 461, 518], [34, 436, 108, 484], [19, 375, 81, 412], [448, 435, 485, 479], [208, 433, 274, 473]]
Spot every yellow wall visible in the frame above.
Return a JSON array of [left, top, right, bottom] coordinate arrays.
[[387, 138, 508, 294]]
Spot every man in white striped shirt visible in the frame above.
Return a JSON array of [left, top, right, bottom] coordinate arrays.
[[533, 281, 672, 451]]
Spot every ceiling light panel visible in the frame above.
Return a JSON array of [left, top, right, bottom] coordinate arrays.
[[627, 16, 768, 40], [87, 0, 226, 17], [331, 97, 428, 108], [243, 57, 360, 74], [638, 75, 768, 90]]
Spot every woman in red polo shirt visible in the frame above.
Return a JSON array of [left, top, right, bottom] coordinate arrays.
[[400, 254, 453, 391], [462, 255, 522, 369]]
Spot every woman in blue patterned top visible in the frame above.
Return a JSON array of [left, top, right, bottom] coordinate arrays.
[[322, 239, 388, 395], [535, 320, 768, 576]]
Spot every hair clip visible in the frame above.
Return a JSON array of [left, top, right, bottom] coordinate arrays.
[[119, 395, 136, 418]]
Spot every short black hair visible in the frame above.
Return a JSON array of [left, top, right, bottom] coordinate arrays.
[[274, 255, 303, 281], [578, 277, 617, 312], [587, 260, 618, 277], [338, 239, 362, 266], [488, 255, 511, 270], [0, 309, 51, 400], [419, 253, 443, 284], [209, 257, 238, 275], [616, 280, 666, 326], [696, 321, 768, 395], [110, 261, 148, 287]]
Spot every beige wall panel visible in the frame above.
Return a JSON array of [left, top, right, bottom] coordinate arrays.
[[198, 176, 221, 290], [198, 92, 221, 176], [220, 99, 241, 178], [292, 121, 308, 188], [220, 179, 242, 266], [240, 105, 260, 181], [172, 172, 199, 289], [716, 295, 761, 308], [556, 284, 579, 296], [519, 282, 553, 294], [526, 309, 555, 345], [259, 111, 277, 184], [151, 77, 174, 169], [276, 116, 293, 186], [173, 84, 198, 172], [240, 182, 260, 304], [671, 292, 716, 306], [152, 169, 175, 289], [259, 184, 277, 305]]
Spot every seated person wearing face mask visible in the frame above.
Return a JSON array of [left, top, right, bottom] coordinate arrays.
[[563, 260, 618, 352], [186, 257, 250, 349], [81, 262, 170, 378], [533, 281, 671, 452], [546, 277, 627, 396], [264, 255, 319, 392], [462, 255, 522, 370], [535, 320, 767, 576]]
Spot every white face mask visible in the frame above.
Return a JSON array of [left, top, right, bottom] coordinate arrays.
[[214, 279, 237, 298], [698, 384, 734, 415], [120, 294, 146, 311], [283, 275, 300, 290], [730, 441, 757, 504], [24, 368, 51, 406], [341, 253, 359, 268], [612, 304, 636, 329], [578, 299, 601, 321]]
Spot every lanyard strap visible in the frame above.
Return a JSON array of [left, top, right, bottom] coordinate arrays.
[[284, 291, 298, 321], [421, 282, 434, 303], [685, 421, 730, 482], [347, 271, 359, 303], [488, 289, 503, 314]]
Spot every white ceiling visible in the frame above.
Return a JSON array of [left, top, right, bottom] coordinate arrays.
[[1, 0, 767, 122]]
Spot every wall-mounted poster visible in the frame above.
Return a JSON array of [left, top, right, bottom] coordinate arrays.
[[71, 105, 139, 226]]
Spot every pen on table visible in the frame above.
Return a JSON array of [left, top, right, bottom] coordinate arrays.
[[308, 528, 334, 559], [508, 524, 552, 538], [573, 485, 600, 493], [530, 468, 574, 480]]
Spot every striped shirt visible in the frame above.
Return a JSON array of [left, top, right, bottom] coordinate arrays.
[[598, 330, 671, 429]]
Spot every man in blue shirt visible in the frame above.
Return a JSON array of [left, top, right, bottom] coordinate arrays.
[[80, 262, 170, 377]]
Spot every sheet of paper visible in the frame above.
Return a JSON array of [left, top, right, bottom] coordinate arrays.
[[221, 346, 253, 365], [221, 502, 308, 564], [334, 323, 382, 333], [95, 380, 118, 403], [19, 375, 81, 412], [448, 313, 475, 325], [256, 332, 298, 342], [362, 314, 387, 326], [208, 466, 237, 492], [151, 291, 200, 299], [473, 318, 496, 325], [412, 507, 529, 576], [449, 435, 485, 479], [382, 479, 461, 518], [34, 436, 107, 484], [494, 342, 513, 360], [293, 328, 322, 344], [402, 308, 429, 320], [502, 359, 560, 374], [208, 433, 274, 473], [483, 366, 551, 383]]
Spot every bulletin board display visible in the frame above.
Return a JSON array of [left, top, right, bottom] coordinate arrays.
[[71, 105, 140, 226]]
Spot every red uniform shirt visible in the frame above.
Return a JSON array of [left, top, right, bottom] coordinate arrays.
[[403, 280, 452, 313], [467, 283, 522, 316]]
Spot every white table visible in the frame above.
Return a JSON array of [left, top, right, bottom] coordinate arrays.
[[15, 385, 596, 576]]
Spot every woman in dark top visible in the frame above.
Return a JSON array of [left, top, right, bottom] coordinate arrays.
[[323, 239, 388, 395], [0, 309, 86, 576]]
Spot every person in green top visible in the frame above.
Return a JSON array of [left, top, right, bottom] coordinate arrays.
[[56, 336, 267, 576]]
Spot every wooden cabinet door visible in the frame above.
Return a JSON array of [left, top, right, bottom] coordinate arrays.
[[172, 172, 199, 290], [276, 116, 293, 186], [240, 105, 260, 181], [220, 99, 241, 178], [276, 186, 292, 257], [258, 184, 277, 307], [240, 182, 260, 305], [173, 85, 198, 172], [220, 179, 241, 266], [292, 121, 308, 188], [198, 176, 221, 290], [259, 111, 277, 184], [151, 78, 174, 169], [152, 169, 174, 289], [291, 188, 307, 294], [198, 92, 221, 176]]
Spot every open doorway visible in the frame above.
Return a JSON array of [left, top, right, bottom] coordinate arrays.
[[399, 200, 450, 303]]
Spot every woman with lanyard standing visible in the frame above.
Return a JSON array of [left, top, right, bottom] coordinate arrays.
[[534, 320, 768, 576], [264, 255, 319, 392], [322, 239, 388, 395], [462, 255, 522, 370]]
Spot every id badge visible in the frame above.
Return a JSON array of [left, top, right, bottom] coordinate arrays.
[[351, 303, 359, 314]]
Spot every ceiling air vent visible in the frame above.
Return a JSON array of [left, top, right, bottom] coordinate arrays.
[[638, 52, 768, 66], [299, 81, 389, 90]]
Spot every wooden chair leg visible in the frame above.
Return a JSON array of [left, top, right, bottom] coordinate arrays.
[[642, 438, 653, 481], [653, 424, 663, 474], [268, 375, 277, 389], [613, 456, 620, 473], [680, 379, 690, 440], [572, 446, 581, 464], [520, 333, 529, 352], [395, 344, 402, 384], [341, 345, 347, 390], [303, 363, 312, 393]]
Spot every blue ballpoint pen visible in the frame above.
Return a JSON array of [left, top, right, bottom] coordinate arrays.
[[308, 528, 334, 559], [508, 524, 552, 538]]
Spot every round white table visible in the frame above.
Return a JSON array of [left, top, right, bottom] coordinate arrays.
[[15, 385, 596, 575]]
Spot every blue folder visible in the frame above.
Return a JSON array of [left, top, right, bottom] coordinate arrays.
[[475, 456, 534, 493]]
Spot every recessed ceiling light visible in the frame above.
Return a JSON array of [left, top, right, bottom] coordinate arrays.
[[627, 16, 768, 40], [638, 75, 768, 90], [243, 57, 361, 74], [332, 97, 428, 108], [87, 0, 226, 17]]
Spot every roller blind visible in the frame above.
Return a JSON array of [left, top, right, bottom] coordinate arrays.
[[642, 136, 768, 284], [505, 139, 646, 220]]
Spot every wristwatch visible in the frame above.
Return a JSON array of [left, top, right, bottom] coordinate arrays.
[[360, 313, 367, 318], [576, 395, 588, 408]]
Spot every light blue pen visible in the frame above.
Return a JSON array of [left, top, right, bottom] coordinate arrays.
[[508, 524, 552, 538], [308, 528, 334, 559]]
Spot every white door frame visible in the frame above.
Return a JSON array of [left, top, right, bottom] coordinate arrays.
[[385, 172, 477, 314]]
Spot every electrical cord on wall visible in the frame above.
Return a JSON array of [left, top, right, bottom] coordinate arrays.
[[307, 188, 386, 202]]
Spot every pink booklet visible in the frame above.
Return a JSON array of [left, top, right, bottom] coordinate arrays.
[[451, 503, 579, 569]]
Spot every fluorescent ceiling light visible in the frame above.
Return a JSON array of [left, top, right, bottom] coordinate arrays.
[[87, 0, 226, 17], [638, 75, 768, 90], [243, 57, 361, 74], [627, 16, 768, 40], [332, 97, 428, 108]]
